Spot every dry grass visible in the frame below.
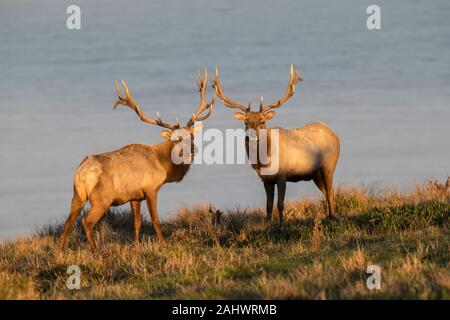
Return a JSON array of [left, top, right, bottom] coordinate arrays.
[[0, 179, 449, 299]]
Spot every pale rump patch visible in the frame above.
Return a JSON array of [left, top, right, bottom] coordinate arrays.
[[75, 157, 102, 199]]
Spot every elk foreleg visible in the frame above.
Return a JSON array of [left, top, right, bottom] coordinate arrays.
[[130, 201, 142, 244], [263, 182, 275, 221], [145, 191, 164, 243], [276, 180, 286, 224]]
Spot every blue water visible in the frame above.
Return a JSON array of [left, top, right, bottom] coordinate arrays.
[[1, 0, 449, 238]]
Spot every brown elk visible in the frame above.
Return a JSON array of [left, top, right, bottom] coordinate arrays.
[[212, 65, 340, 222], [60, 69, 215, 250]]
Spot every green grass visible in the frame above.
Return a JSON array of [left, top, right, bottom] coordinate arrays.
[[0, 180, 449, 299]]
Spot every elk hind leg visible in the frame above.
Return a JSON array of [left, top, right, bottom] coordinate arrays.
[[81, 189, 111, 250], [313, 170, 326, 195], [313, 170, 329, 217], [321, 168, 337, 219], [60, 189, 86, 250]]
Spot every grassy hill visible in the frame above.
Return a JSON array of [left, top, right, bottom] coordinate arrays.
[[1, 179, 449, 299]]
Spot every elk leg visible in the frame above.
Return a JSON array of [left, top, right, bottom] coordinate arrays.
[[130, 201, 142, 244], [322, 169, 336, 219], [60, 191, 86, 250], [263, 182, 275, 221], [81, 200, 110, 251], [313, 170, 326, 195], [313, 170, 328, 216], [146, 191, 164, 243], [276, 180, 286, 224]]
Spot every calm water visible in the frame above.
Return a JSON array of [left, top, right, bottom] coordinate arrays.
[[1, 0, 449, 238]]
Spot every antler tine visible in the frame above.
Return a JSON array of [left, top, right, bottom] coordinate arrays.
[[195, 73, 200, 91], [203, 68, 207, 87], [116, 80, 125, 100], [211, 65, 249, 113], [296, 67, 303, 82], [187, 67, 215, 127], [260, 64, 302, 114], [155, 111, 179, 129], [199, 67, 207, 107], [195, 92, 215, 122], [196, 68, 205, 91], [113, 80, 124, 110], [113, 80, 178, 130], [121, 79, 133, 100]]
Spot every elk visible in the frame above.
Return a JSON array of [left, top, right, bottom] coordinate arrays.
[[60, 69, 215, 250], [212, 65, 340, 222]]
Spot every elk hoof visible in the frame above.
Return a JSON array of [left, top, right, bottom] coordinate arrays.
[[328, 214, 338, 221]]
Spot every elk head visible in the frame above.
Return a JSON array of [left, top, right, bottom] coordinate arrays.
[[211, 65, 302, 132], [114, 68, 215, 138], [113, 68, 215, 159]]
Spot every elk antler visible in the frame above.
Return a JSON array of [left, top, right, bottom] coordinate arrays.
[[259, 64, 302, 113], [114, 80, 179, 130], [186, 68, 216, 127], [211, 66, 250, 113]]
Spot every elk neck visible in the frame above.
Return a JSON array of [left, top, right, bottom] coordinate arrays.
[[154, 139, 193, 183], [245, 127, 273, 172]]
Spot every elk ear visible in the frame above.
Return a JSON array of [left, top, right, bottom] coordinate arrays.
[[160, 130, 172, 140], [264, 111, 276, 121], [234, 112, 247, 121]]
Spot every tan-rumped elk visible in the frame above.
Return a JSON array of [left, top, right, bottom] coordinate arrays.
[[60, 69, 215, 250], [212, 65, 340, 222]]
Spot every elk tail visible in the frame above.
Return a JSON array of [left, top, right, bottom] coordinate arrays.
[[73, 156, 90, 204]]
